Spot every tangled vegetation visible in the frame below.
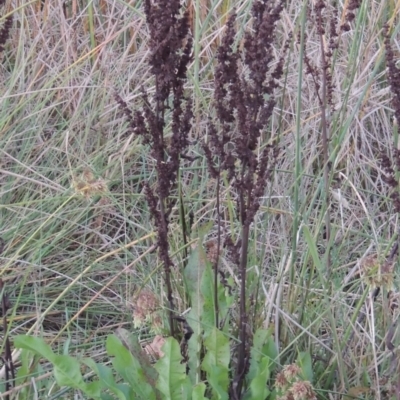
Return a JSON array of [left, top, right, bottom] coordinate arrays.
[[0, 0, 400, 399]]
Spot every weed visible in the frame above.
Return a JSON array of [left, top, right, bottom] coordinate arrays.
[[1, 0, 400, 398]]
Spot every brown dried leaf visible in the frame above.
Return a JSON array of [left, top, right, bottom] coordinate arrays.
[[144, 335, 165, 360], [205, 240, 220, 264], [132, 289, 160, 330]]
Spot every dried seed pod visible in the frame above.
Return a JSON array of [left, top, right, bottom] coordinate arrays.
[[359, 254, 394, 290]]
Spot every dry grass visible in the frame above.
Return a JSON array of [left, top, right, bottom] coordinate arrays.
[[0, 0, 399, 398]]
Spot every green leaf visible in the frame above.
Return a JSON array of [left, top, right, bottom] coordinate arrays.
[[52, 354, 86, 390], [200, 261, 230, 335], [206, 365, 229, 400], [192, 383, 207, 400], [36, 363, 53, 394], [14, 337, 96, 395], [84, 358, 129, 400], [114, 328, 158, 387], [248, 329, 269, 381], [249, 356, 270, 400], [202, 327, 230, 370], [201, 261, 217, 332], [250, 375, 269, 400], [16, 349, 31, 386], [14, 335, 56, 363], [302, 225, 323, 273], [297, 351, 313, 382], [83, 380, 103, 398], [202, 327, 229, 397], [101, 395, 116, 400], [184, 244, 206, 314], [261, 335, 278, 363], [106, 334, 156, 399], [154, 337, 190, 400], [184, 244, 206, 385], [186, 308, 203, 386]]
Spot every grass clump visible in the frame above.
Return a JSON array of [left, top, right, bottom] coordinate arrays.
[[1, 0, 400, 399]]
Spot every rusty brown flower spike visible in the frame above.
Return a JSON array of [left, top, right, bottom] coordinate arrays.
[[202, 1, 288, 397], [116, 0, 193, 338], [1, 277, 15, 397], [384, 24, 400, 129], [380, 25, 400, 213], [0, 1, 12, 53]]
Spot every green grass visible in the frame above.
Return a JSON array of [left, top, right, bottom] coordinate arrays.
[[0, 0, 399, 398]]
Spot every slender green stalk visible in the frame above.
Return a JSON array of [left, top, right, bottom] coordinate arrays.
[[291, 0, 308, 286], [87, 0, 96, 65]]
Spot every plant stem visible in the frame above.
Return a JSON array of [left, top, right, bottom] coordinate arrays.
[[235, 185, 251, 397], [214, 166, 221, 328], [318, 9, 331, 278]]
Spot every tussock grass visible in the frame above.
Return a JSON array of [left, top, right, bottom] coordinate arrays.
[[0, 0, 399, 398]]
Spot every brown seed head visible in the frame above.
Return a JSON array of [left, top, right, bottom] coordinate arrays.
[[283, 363, 301, 382], [290, 381, 317, 400], [360, 254, 394, 290]]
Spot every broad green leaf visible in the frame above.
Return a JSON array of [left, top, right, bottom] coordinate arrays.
[[261, 335, 278, 363], [297, 351, 313, 382], [83, 380, 103, 398], [249, 357, 270, 400], [192, 383, 207, 400], [52, 354, 86, 390], [202, 327, 230, 370], [184, 244, 206, 314], [186, 308, 203, 385], [184, 244, 206, 385], [206, 365, 229, 400], [16, 349, 30, 386], [14, 335, 55, 363], [200, 261, 230, 334], [14, 343, 102, 398], [101, 395, 116, 400], [248, 329, 269, 381], [106, 334, 155, 399], [249, 375, 269, 400], [247, 329, 277, 383], [202, 327, 229, 397], [154, 337, 190, 400], [114, 328, 158, 387], [36, 363, 54, 394], [84, 358, 129, 400], [214, 267, 231, 331], [113, 384, 134, 399], [201, 261, 217, 332]]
